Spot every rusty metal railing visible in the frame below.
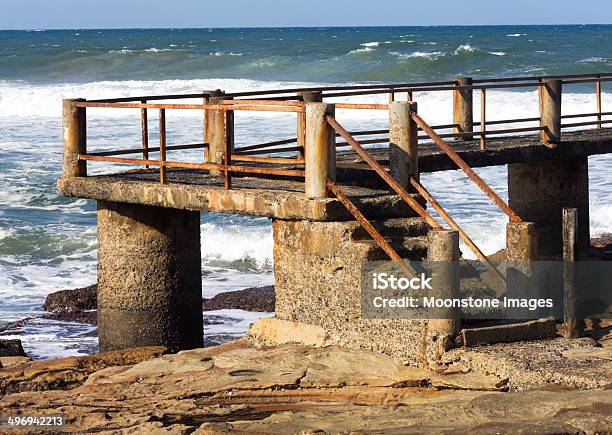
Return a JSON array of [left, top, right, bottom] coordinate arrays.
[[325, 114, 507, 286]]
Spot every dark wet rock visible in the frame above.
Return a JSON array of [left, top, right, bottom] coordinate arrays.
[[202, 286, 275, 312], [43, 284, 97, 316], [44, 310, 98, 326], [0, 339, 26, 357], [41, 285, 275, 328]]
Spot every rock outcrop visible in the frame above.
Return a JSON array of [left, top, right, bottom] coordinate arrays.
[[0, 339, 26, 357], [0, 339, 610, 433], [40, 284, 276, 326], [42, 284, 98, 325], [201, 286, 275, 312]]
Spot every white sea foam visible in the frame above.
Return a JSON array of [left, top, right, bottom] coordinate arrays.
[[0, 228, 14, 240], [349, 47, 374, 54], [490, 51, 507, 56], [360, 42, 379, 47], [455, 44, 476, 53], [200, 221, 272, 269], [407, 51, 443, 59], [506, 33, 526, 37]]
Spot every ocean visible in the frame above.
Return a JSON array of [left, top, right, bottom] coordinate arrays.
[[0, 26, 610, 359]]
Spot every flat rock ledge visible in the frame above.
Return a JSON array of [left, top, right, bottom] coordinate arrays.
[[0, 337, 610, 434]]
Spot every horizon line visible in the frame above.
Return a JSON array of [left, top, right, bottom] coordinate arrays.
[[2, 23, 612, 31]]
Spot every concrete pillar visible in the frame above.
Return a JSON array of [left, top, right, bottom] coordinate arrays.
[[540, 79, 562, 145], [508, 158, 589, 257], [62, 98, 87, 178], [208, 91, 234, 176], [203, 89, 224, 162], [506, 221, 538, 318], [389, 101, 418, 190], [305, 103, 336, 199], [297, 91, 323, 159], [427, 230, 460, 339], [97, 201, 203, 353], [453, 77, 473, 140], [506, 221, 538, 262]]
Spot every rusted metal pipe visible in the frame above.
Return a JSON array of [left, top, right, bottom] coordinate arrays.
[[411, 112, 522, 223], [140, 100, 149, 168], [596, 77, 602, 129], [78, 154, 305, 177], [326, 114, 442, 230], [327, 180, 417, 278], [480, 89, 486, 150], [409, 177, 506, 288], [159, 108, 167, 184]]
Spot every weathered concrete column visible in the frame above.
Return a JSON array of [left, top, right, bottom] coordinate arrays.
[[506, 221, 538, 318], [297, 91, 323, 159], [427, 230, 460, 340], [508, 158, 589, 256], [540, 79, 562, 145], [506, 222, 538, 262], [62, 98, 87, 178], [97, 201, 203, 353], [203, 89, 224, 162], [208, 92, 234, 176], [305, 103, 336, 199], [453, 76, 473, 140], [389, 101, 418, 190]]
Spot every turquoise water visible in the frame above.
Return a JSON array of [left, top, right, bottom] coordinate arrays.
[[0, 26, 610, 358]]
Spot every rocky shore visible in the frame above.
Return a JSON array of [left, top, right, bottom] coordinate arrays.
[[0, 325, 610, 433]]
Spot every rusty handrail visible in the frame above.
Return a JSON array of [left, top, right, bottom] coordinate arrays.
[[325, 115, 442, 230], [326, 180, 417, 277], [75, 101, 305, 113], [411, 112, 523, 223], [85, 72, 612, 104], [409, 177, 506, 289], [78, 154, 305, 178]]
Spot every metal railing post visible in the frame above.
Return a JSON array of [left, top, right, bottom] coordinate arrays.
[[159, 108, 166, 184], [140, 100, 149, 168], [305, 103, 336, 199], [62, 98, 87, 178], [480, 88, 486, 150], [596, 75, 602, 129]]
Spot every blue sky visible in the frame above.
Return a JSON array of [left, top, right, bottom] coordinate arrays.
[[1, 0, 610, 29]]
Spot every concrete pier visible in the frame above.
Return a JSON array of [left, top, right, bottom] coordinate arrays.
[[508, 158, 590, 256], [272, 217, 430, 364], [97, 201, 203, 352]]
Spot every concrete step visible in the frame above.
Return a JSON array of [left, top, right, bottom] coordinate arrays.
[[350, 217, 430, 242], [353, 235, 428, 261]]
